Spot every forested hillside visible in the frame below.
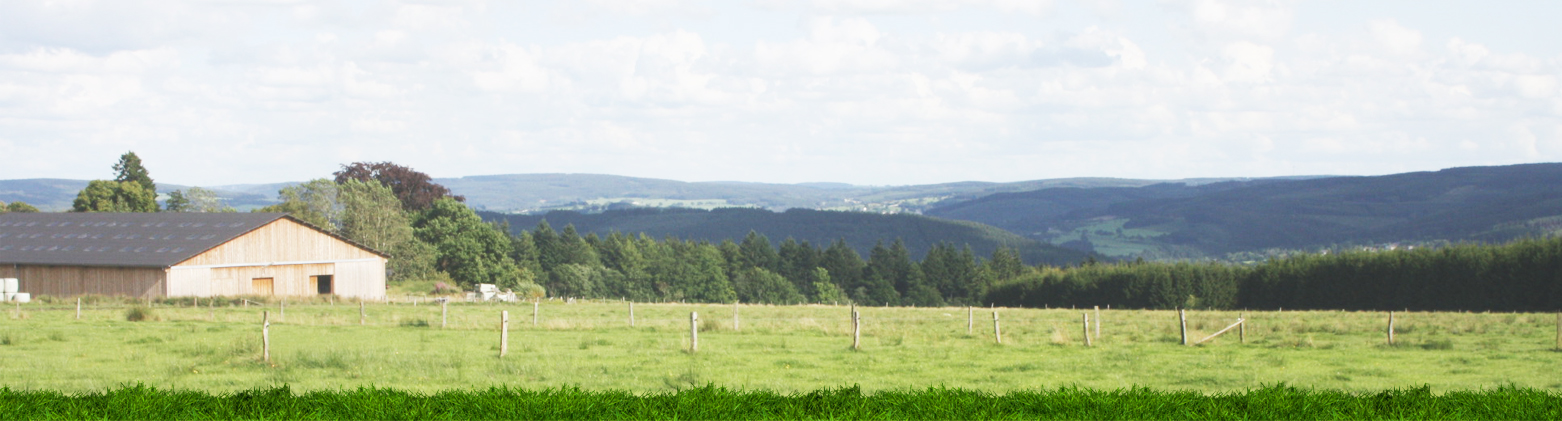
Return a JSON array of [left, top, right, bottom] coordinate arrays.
[[985, 236, 1562, 312], [480, 207, 1093, 266], [927, 163, 1562, 258]]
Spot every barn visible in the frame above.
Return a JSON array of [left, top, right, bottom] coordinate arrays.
[[0, 212, 386, 299]]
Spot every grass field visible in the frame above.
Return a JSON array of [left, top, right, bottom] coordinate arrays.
[[1, 298, 1558, 395]]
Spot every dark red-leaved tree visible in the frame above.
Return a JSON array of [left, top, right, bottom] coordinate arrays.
[[334, 162, 465, 212]]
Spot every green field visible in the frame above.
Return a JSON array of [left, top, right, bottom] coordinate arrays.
[[1, 298, 1558, 395]]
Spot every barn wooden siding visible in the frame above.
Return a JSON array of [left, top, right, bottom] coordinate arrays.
[[0, 265, 165, 298], [164, 218, 386, 299]]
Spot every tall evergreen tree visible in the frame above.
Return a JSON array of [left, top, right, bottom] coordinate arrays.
[[112, 151, 156, 205]]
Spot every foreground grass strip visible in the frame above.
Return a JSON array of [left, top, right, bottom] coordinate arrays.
[[1, 384, 1558, 420]]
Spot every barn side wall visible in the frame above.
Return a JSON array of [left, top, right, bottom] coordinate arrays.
[[0, 265, 165, 298]]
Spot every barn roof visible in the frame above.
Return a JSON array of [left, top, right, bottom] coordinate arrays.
[[0, 212, 383, 268]]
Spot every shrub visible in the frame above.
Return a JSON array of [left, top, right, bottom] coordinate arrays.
[[125, 306, 157, 322]]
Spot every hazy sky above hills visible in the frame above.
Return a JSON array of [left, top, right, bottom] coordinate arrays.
[[2, 0, 1560, 186]]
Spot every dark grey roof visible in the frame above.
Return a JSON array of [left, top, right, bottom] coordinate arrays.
[[0, 212, 295, 268]]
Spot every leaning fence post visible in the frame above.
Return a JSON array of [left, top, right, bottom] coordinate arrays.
[[689, 312, 699, 353], [993, 310, 1002, 345], [1179, 309, 1188, 346], [1083, 312, 1092, 347], [1387, 311, 1396, 346], [500, 311, 510, 357], [261, 311, 271, 362]]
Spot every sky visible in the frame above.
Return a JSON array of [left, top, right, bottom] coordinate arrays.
[[1, 0, 1560, 187]]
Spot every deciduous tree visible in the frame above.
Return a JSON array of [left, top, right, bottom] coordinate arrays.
[[334, 162, 463, 212]]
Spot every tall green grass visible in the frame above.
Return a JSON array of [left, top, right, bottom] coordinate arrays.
[[0, 384, 1556, 420]]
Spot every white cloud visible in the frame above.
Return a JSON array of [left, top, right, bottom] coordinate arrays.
[[1, 1, 1560, 186], [1370, 19, 1422, 55]]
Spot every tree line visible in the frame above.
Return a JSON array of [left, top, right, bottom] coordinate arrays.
[[987, 238, 1562, 312]]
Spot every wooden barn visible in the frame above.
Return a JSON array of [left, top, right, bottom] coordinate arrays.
[[0, 213, 386, 299]]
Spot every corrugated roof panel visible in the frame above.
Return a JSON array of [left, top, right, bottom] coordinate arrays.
[[0, 213, 290, 268]]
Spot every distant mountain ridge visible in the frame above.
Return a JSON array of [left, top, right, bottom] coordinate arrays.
[[925, 163, 1562, 259]]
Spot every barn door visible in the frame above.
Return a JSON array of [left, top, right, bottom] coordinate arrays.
[[251, 277, 274, 296]]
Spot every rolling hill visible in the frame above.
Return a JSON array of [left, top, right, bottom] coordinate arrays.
[[924, 163, 1562, 258]]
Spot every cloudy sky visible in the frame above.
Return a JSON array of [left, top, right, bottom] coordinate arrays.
[[2, 0, 1560, 186]]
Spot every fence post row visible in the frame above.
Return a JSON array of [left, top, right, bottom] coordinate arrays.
[[1179, 309, 1189, 346], [499, 311, 509, 358], [690, 312, 699, 354]]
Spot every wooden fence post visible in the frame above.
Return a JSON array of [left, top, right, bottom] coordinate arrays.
[[500, 311, 509, 358], [359, 300, 365, 325], [261, 311, 271, 362], [75, 297, 81, 320], [689, 312, 699, 353], [1094, 305, 1101, 341], [734, 302, 740, 331], [533, 301, 539, 326], [1239, 311, 1246, 344], [851, 309, 861, 351], [967, 306, 973, 335], [1179, 309, 1188, 346], [1083, 312, 1092, 347], [441, 299, 448, 329], [629, 302, 635, 327], [1387, 311, 1396, 346], [1555, 312, 1560, 351], [993, 311, 1002, 345]]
